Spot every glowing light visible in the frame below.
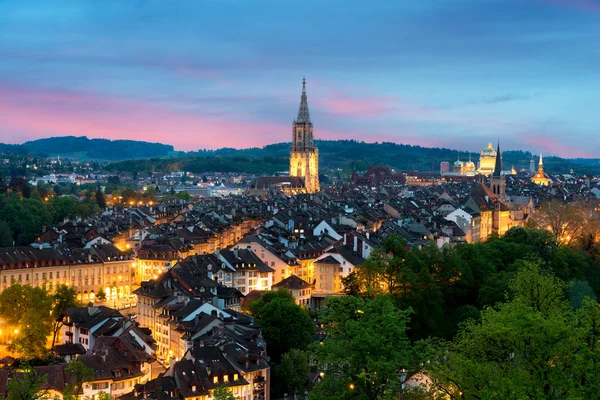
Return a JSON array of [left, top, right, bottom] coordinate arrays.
[[13, 329, 19, 335], [349, 383, 355, 390]]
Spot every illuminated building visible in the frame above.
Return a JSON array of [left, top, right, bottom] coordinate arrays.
[[477, 143, 497, 176], [531, 153, 550, 186], [289, 77, 320, 194]]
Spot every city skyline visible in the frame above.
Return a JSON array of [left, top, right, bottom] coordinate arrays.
[[1, 0, 599, 157]]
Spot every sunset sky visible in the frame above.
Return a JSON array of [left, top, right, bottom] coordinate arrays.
[[1, 0, 599, 157]]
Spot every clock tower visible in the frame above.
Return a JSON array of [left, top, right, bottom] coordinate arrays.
[[290, 78, 320, 193]]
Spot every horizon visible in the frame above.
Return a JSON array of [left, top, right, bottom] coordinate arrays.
[[1, 1, 599, 157]]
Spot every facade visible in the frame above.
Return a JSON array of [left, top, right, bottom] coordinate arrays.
[[440, 161, 450, 175], [531, 154, 550, 186], [290, 78, 320, 194], [0, 245, 133, 308], [477, 143, 497, 176], [452, 155, 476, 176]]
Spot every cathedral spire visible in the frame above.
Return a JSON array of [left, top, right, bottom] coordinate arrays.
[[296, 77, 311, 123], [493, 141, 502, 177], [539, 153, 543, 166]]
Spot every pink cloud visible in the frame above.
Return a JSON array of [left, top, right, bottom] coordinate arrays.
[[0, 86, 287, 150], [520, 133, 595, 158]]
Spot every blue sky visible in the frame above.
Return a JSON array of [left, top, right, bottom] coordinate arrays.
[[1, 0, 599, 157]]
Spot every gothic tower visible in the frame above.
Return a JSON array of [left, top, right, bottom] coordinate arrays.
[[490, 142, 505, 199], [290, 78, 320, 193]]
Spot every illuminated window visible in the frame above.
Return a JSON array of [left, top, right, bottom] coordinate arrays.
[[213, 376, 218, 384], [223, 375, 229, 383]]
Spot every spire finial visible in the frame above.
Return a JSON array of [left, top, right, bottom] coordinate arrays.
[[493, 141, 502, 177], [297, 76, 311, 123], [539, 153, 543, 166]]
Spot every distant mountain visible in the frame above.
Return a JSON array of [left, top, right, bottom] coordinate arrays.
[[0, 136, 174, 160], [1, 136, 597, 174]]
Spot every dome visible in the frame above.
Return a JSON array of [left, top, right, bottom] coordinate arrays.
[[465, 161, 475, 168], [454, 160, 463, 167], [480, 143, 497, 158]]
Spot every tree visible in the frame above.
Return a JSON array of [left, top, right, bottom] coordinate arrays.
[[427, 262, 600, 399], [8, 309, 51, 360], [530, 200, 585, 247], [95, 287, 107, 302], [250, 289, 315, 363], [311, 295, 424, 400], [95, 188, 107, 209], [277, 349, 310, 397], [0, 220, 12, 247], [51, 284, 79, 347], [0, 283, 52, 326], [63, 361, 94, 400], [212, 386, 236, 400], [4, 364, 48, 400]]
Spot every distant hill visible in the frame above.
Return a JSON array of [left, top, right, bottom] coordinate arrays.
[[0, 136, 174, 160], [107, 140, 600, 175], [1, 136, 598, 174]]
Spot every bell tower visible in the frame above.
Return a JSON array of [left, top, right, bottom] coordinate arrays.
[[290, 77, 320, 193], [490, 142, 505, 199]]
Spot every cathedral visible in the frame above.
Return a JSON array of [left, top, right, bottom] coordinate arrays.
[[290, 78, 320, 193], [248, 78, 320, 195]]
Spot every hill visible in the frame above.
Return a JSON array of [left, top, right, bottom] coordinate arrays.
[[1, 136, 598, 175], [0, 136, 174, 160], [107, 140, 600, 175]]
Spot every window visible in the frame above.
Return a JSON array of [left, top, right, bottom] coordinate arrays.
[[223, 375, 229, 383], [234, 374, 239, 381], [213, 376, 218, 384]]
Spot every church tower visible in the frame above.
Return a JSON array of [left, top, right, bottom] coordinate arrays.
[[290, 78, 320, 193], [490, 142, 505, 199], [531, 153, 550, 186]]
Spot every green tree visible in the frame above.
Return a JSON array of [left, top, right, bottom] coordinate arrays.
[[250, 289, 315, 363], [276, 349, 310, 397], [0, 220, 12, 247], [311, 295, 424, 400], [0, 283, 52, 325], [212, 386, 236, 400], [51, 284, 79, 347], [428, 262, 600, 399], [63, 361, 95, 400], [95, 188, 107, 209], [4, 364, 48, 400], [95, 287, 107, 302], [8, 308, 51, 360]]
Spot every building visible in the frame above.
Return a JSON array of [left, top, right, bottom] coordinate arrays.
[[290, 77, 320, 194], [249, 78, 320, 195], [531, 154, 550, 186], [477, 143, 497, 176], [272, 274, 313, 306], [440, 161, 450, 175], [452, 155, 476, 176], [0, 245, 133, 308]]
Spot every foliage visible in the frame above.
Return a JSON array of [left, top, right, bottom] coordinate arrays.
[[0, 283, 52, 325], [250, 288, 315, 363], [427, 262, 600, 399], [63, 361, 95, 400], [344, 228, 595, 341], [8, 309, 51, 359], [3, 364, 48, 400], [212, 386, 236, 400], [276, 349, 311, 397], [310, 295, 424, 400], [95, 287, 107, 302], [0, 220, 12, 247], [0, 192, 99, 246], [51, 284, 80, 347]]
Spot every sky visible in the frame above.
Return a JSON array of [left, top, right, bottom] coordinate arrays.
[[1, 0, 599, 158]]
